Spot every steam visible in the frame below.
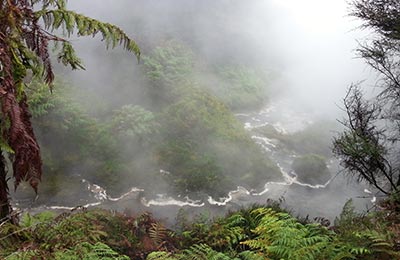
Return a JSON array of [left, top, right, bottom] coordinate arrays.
[[12, 0, 379, 220], [63, 0, 372, 116]]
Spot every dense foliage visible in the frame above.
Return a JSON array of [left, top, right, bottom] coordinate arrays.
[[202, 65, 270, 111], [22, 38, 281, 198], [291, 154, 330, 185], [3, 1, 399, 259], [142, 41, 281, 195], [0, 203, 398, 259]]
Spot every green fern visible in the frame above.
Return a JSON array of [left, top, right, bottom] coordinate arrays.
[[236, 250, 265, 260], [20, 211, 56, 228], [35, 9, 140, 65], [0, 222, 23, 253], [4, 250, 41, 260], [32, 211, 108, 251], [243, 208, 354, 260], [54, 242, 130, 260], [180, 244, 233, 260], [349, 230, 399, 258], [333, 200, 399, 259], [147, 251, 176, 260]]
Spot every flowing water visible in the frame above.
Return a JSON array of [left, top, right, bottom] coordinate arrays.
[[12, 98, 375, 225]]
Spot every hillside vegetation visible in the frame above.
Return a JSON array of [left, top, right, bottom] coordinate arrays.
[[24, 40, 281, 199]]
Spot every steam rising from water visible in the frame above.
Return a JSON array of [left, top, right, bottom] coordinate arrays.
[[12, 1, 378, 222], [63, 0, 371, 115], [15, 100, 374, 221]]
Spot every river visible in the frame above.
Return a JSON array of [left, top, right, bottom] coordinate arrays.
[[12, 98, 375, 226]]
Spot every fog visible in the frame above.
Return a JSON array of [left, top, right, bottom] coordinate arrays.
[[13, 0, 378, 221], [64, 0, 372, 115]]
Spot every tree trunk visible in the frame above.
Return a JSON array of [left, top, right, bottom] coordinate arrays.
[[0, 153, 12, 223]]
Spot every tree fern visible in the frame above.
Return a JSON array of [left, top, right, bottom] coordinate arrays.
[[36, 9, 140, 62]]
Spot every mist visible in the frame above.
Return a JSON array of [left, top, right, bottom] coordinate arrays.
[[63, 0, 372, 114], [12, 0, 378, 222]]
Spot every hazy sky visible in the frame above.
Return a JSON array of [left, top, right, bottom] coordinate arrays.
[[271, 0, 349, 33], [253, 0, 372, 114]]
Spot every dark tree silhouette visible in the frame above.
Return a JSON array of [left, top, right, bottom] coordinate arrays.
[[333, 0, 400, 197], [0, 0, 140, 222]]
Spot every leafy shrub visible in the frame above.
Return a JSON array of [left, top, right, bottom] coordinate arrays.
[[333, 200, 400, 259], [143, 40, 194, 86], [142, 40, 195, 104], [210, 65, 269, 111], [291, 154, 331, 184], [110, 104, 159, 146], [160, 87, 247, 141], [158, 139, 223, 194], [157, 88, 281, 195]]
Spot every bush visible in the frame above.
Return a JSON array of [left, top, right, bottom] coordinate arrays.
[[291, 154, 330, 184], [210, 65, 269, 111], [157, 88, 281, 195]]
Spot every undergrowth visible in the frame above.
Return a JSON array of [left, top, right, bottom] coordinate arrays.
[[0, 201, 399, 259]]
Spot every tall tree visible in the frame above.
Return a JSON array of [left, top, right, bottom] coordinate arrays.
[[0, 0, 140, 222], [333, 0, 400, 197]]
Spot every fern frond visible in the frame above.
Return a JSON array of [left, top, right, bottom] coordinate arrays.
[[181, 244, 232, 260], [350, 247, 371, 255], [33, 0, 67, 10], [225, 214, 246, 227], [88, 242, 129, 259], [146, 251, 176, 260], [149, 222, 168, 246], [236, 250, 264, 260], [57, 41, 84, 70], [35, 9, 140, 59], [53, 242, 130, 259], [242, 207, 356, 260]]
